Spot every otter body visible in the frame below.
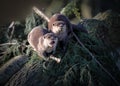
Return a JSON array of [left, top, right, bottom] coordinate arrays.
[[48, 14, 71, 51], [48, 13, 88, 51], [28, 26, 58, 60]]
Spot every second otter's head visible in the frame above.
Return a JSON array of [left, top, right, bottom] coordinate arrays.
[[51, 21, 67, 35], [48, 14, 71, 36]]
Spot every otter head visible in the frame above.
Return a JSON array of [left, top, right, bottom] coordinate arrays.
[[51, 21, 67, 35], [43, 33, 58, 49]]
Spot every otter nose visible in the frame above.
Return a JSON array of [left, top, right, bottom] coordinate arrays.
[[58, 28, 62, 32], [59, 23, 64, 27]]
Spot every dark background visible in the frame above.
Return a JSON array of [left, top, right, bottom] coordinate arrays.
[[0, 0, 120, 25]]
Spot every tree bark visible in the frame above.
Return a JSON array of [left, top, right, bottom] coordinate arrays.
[[0, 55, 30, 86]]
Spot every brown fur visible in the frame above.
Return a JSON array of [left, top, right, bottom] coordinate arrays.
[[48, 13, 72, 34], [27, 26, 58, 60], [48, 13, 88, 52], [48, 14, 72, 51]]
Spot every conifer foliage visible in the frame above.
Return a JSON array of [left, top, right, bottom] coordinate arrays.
[[0, 1, 120, 86]]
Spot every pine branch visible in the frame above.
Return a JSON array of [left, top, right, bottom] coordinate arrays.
[[8, 21, 15, 42], [72, 32, 120, 86], [32, 6, 120, 86], [0, 55, 29, 85], [32, 6, 50, 22], [0, 43, 17, 46], [50, 55, 61, 63]]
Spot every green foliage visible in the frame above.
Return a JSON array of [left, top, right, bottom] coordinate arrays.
[[0, 12, 45, 67], [0, 26, 8, 43], [94, 10, 120, 47], [0, 22, 26, 66], [25, 12, 44, 35], [0, 10, 120, 86], [61, 0, 80, 19]]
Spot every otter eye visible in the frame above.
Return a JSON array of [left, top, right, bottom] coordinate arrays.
[[53, 23, 55, 26], [44, 36, 46, 39], [48, 36, 51, 39], [55, 36, 57, 38]]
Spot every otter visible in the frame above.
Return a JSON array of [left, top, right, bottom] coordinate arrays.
[[27, 26, 58, 60], [48, 13, 88, 33], [48, 13, 71, 52], [48, 13, 88, 52]]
